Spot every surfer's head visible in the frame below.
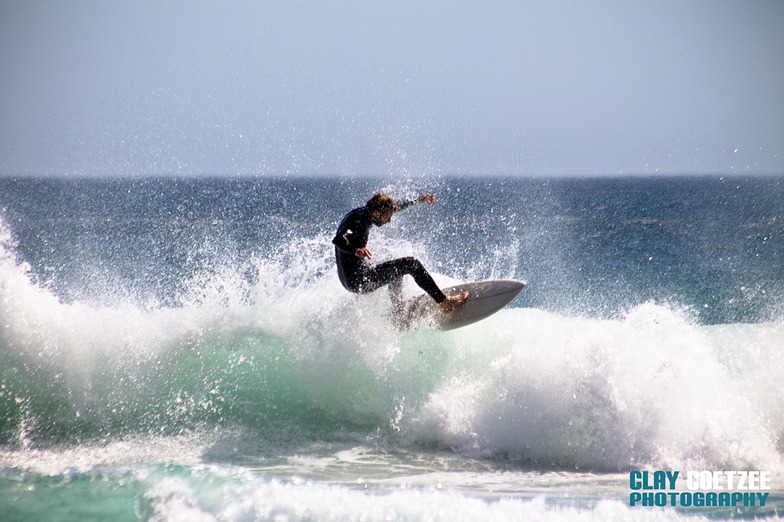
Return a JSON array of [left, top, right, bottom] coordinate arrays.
[[367, 193, 395, 226]]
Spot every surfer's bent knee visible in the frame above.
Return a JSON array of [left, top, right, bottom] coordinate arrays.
[[401, 256, 424, 270]]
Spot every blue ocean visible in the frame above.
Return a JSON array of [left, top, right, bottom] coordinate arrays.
[[1, 175, 783, 520]]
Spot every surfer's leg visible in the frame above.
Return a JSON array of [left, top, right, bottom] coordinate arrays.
[[388, 277, 404, 310], [370, 257, 447, 303]]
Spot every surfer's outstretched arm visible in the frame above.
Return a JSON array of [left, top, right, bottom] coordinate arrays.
[[394, 193, 437, 212]]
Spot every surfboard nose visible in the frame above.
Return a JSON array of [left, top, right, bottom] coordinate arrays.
[[500, 279, 526, 297]]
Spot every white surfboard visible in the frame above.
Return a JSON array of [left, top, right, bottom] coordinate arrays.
[[394, 279, 525, 331]]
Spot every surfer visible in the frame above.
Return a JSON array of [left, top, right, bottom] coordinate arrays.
[[332, 193, 468, 313]]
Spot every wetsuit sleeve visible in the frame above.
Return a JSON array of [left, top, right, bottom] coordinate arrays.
[[332, 227, 356, 254], [332, 212, 363, 255], [395, 198, 417, 211]]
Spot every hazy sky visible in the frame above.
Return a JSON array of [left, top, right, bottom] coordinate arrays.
[[1, 1, 782, 177]]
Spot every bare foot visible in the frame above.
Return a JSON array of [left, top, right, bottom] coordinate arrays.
[[439, 291, 469, 314]]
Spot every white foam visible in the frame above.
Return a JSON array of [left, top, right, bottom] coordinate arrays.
[[0, 432, 212, 475], [143, 471, 697, 522], [409, 305, 784, 471]]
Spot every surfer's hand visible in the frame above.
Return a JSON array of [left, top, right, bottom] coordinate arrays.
[[417, 193, 437, 205], [355, 247, 372, 260]]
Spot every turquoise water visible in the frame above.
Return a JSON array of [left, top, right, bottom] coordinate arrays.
[[1, 175, 783, 520]]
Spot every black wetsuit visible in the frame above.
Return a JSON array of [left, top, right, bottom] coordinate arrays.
[[332, 200, 447, 305]]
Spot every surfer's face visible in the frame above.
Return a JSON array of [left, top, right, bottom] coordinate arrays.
[[372, 209, 394, 226]]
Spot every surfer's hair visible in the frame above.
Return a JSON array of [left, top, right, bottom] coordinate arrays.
[[366, 193, 395, 214]]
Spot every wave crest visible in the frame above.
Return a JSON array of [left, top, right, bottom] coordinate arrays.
[[1, 217, 783, 472]]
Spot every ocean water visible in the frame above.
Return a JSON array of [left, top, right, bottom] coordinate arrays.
[[1, 175, 783, 520]]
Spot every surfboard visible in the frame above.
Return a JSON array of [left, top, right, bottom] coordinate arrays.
[[394, 279, 525, 331]]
